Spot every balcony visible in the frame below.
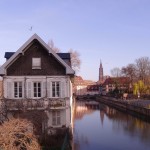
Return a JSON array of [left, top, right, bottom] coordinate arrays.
[[4, 98, 70, 111]]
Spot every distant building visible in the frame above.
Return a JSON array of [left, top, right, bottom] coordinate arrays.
[[74, 60, 110, 96], [73, 76, 87, 96], [86, 60, 107, 95], [73, 76, 95, 96], [103, 75, 110, 81], [102, 77, 130, 95], [87, 84, 99, 95]]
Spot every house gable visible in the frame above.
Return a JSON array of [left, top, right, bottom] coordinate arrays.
[[7, 40, 66, 76], [0, 34, 74, 76]]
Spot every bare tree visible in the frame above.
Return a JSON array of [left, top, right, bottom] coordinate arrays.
[[0, 118, 41, 150], [111, 67, 121, 77], [48, 39, 81, 73], [48, 39, 60, 53], [68, 49, 81, 73], [135, 57, 150, 84], [121, 63, 137, 84]]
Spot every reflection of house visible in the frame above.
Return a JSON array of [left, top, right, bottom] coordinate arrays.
[[0, 34, 74, 130], [75, 101, 99, 120], [74, 76, 95, 95], [102, 77, 130, 94]]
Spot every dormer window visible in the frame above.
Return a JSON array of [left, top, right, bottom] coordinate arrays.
[[32, 58, 41, 69]]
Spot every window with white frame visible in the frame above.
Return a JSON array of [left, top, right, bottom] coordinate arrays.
[[32, 58, 41, 69], [33, 82, 41, 98], [14, 82, 23, 98], [52, 111, 61, 126], [52, 81, 60, 97]]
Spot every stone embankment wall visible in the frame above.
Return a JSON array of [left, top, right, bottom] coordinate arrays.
[[96, 96, 150, 118]]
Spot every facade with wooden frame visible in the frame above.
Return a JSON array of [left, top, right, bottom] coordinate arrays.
[[0, 34, 75, 130]]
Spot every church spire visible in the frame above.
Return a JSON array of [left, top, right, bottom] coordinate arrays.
[[99, 59, 103, 83], [100, 59, 102, 68]]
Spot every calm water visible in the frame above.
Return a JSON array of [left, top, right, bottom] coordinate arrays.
[[73, 100, 150, 150]]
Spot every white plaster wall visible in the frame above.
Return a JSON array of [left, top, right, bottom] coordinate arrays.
[[66, 106, 71, 127], [46, 110, 67, 128]]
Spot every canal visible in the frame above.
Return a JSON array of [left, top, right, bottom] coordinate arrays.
[[73, 100, 150, 150]]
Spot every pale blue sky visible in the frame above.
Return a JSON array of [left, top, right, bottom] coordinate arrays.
[[0, 0, 150, 81]]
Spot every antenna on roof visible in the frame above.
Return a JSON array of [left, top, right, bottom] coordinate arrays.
[[29, 26, 33, 31]]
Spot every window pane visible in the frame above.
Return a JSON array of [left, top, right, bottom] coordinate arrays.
[[52, 111, 56, 125], [38, 92, 41, 97], [34, 92, 37, 97], [33, 82, 41, 98], [19, 82, 22, 98], [52, 111, 61, 126], [34, 87, 36, 97], [56, 82, 60, 97], [52, 82, 55, 97], [14, 82, 17, 87], [38, 82, 41, 88], [57, 111, 61, 125], [19, 93, 22, 97], [57, 116, 61, 125], [52, 118, 56, 126], [38, 86, 41, 93], [52, 82, 60, 97], [34, 82, 36, 88], [19, 88, 22, 93], [14, 82, 22, 98]]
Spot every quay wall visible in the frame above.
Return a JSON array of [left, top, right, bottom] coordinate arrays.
[[96, 96, 150, 119]]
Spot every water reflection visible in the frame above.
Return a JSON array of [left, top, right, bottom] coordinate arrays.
[[73, 100, 150, 150]]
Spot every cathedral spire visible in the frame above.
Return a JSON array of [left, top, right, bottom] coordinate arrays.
[[100, 59, 102, 68], [99, 59, 103, 83]]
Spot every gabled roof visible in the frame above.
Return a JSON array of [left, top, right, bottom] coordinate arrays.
[[5, 52, 71, 60], [5, 51, 71, 66], [0, 34, 75, 75], [103, 77, 130, 85], [74, 76, 96, 86]]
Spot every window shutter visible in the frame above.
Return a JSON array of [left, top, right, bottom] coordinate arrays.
[[57, 111, 61, 125], [65, 80, 69, 97], [27, 82, 32, 98], [7, 82, 12, 98], [47, 81, 51, 98], [61, 81, 66, 98], [32, 58, 41, 69], [42, 81, 46, 98]]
